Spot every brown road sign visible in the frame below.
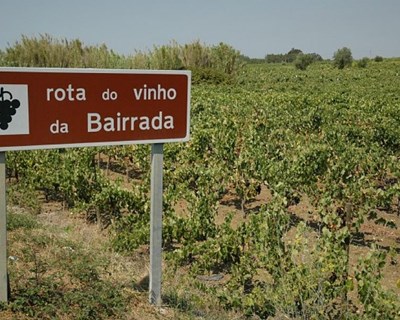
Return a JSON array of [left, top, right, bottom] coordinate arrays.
[[0, 68, 191, 151]]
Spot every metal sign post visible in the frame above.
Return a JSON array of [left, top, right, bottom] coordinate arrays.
[[0, 152, 7, 302], [149, 143, 163, 306]]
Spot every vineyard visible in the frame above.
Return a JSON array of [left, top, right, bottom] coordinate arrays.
[[0, 37, 400, 319]]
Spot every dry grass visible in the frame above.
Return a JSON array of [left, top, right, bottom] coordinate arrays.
[[1, 203, 241, 320]]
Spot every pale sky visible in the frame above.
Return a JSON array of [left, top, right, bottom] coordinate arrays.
[[1, 0, 399, 59]]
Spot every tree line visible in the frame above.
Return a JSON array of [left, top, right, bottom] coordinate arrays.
[[0, 35, 387, 73], [242, 46, 387, 71]]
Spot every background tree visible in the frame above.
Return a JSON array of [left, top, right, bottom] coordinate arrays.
[[266, 49, 322, 64], [265, 53, 284, 63], [294, 53, 314, 70], [333, 47, 353, 69], [286, 48, 303, 62], [294, 53, 323, 70]]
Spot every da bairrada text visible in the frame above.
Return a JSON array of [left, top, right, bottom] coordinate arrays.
[[87, 111, 174, 132]]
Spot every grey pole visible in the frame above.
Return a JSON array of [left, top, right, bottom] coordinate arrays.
[[0, 152, 8, 302], [149, 143, 163, 306]]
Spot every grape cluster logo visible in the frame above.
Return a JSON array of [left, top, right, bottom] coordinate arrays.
[[0, 85, 29, 135], [0, 87, 20, 130]]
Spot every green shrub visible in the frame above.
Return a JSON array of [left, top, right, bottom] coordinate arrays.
[[180, 40, 212, 69], [191, 67, 231, 84], [294, 53, 314, 70], [357, 57, 369, 68], [210, 42, 243, 75], [333, 47, 353, 69], [7, 212, 38, 230], [149, 41, 183, 70], [374, 55, 384, 62], [0, 50, 5, 66], [3, 34, 130, 68], [147, 40, 243, 78]]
